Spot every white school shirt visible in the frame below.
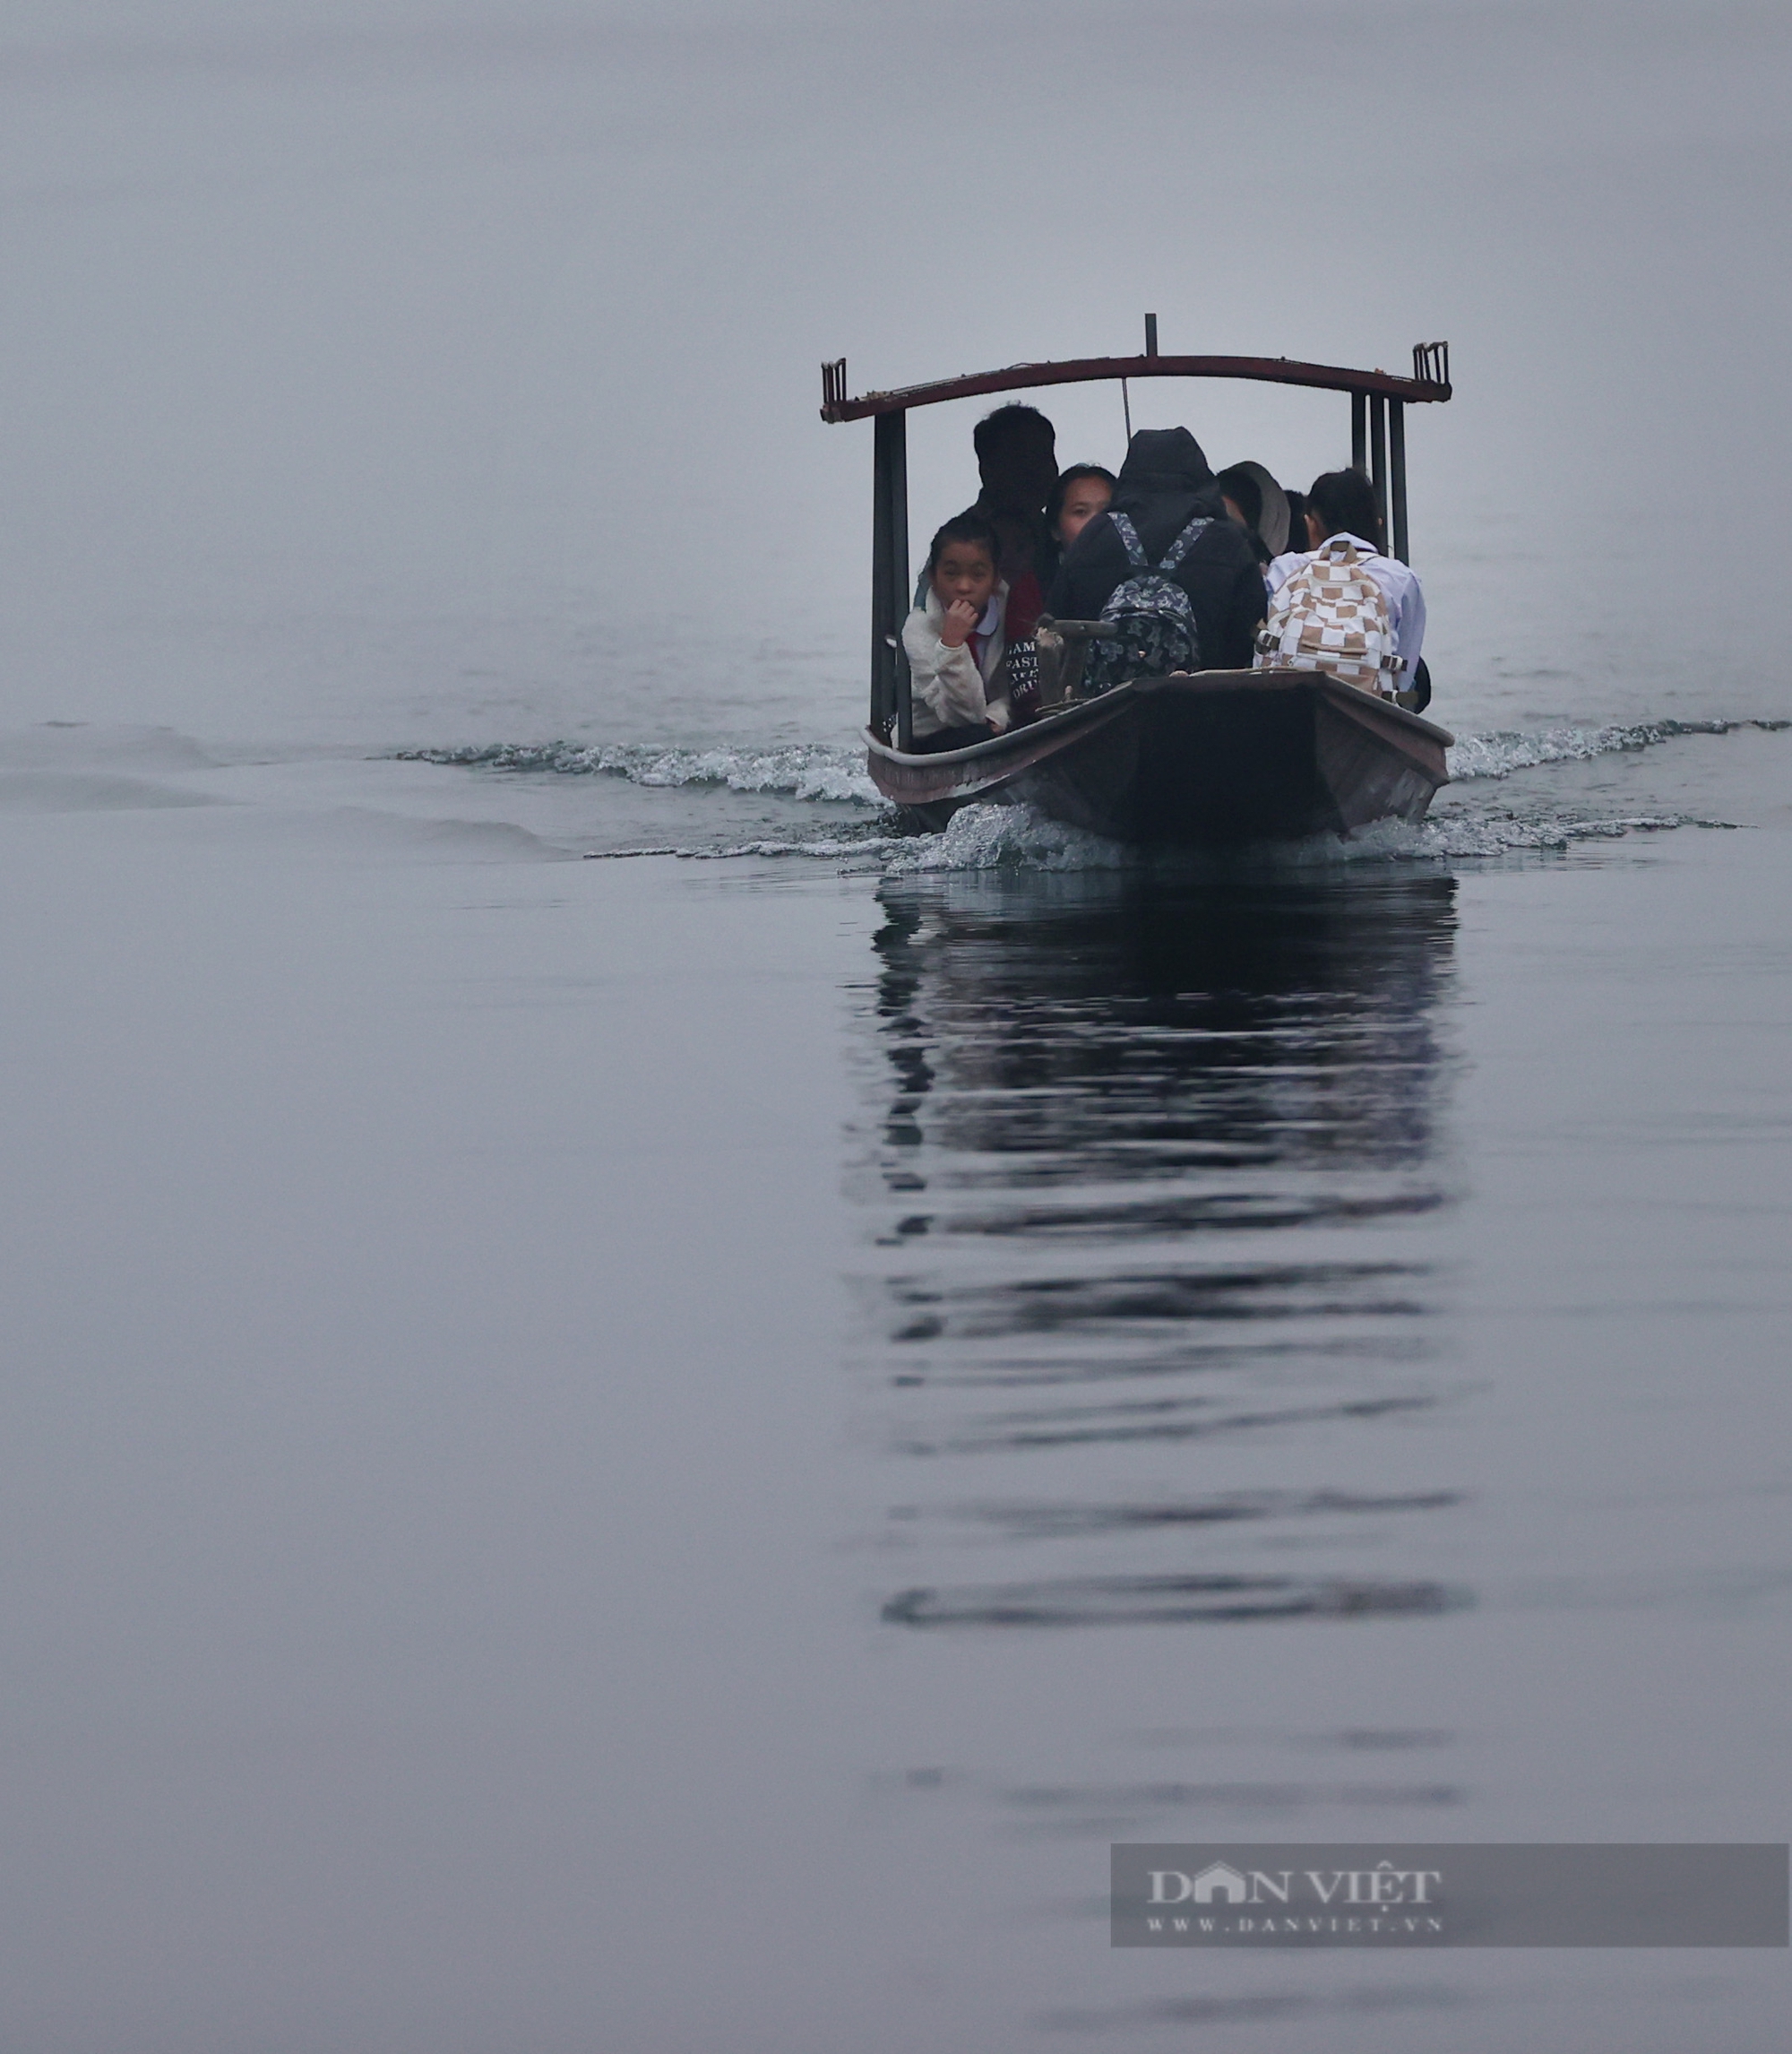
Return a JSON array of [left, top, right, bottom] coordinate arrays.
[[1265, 534, 1427, 677], [900, 583, 1010, 737]]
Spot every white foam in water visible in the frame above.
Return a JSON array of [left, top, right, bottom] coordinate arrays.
[[400, 740, 881, 806], [883, 802, 1136, 874], [1417, 811, 1736, 859], [1445, 717, 1786, 781], [725, 803, 1738, 873], [404, 715, 1787, 805], [422, 716, 1772, 870], [707, 833, 909, 862], [655, 807, 1133, 870]]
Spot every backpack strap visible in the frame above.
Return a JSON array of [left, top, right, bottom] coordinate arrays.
[[1155, 514, 1213, 574], [1108, 511, 1149, 570]]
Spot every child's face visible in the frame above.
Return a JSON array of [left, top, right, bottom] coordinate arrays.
[[1055, 478, 1113, 549], [933, 544, 996, 614]]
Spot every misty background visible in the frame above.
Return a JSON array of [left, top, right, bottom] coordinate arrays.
[[4, 0, 1788, 747]]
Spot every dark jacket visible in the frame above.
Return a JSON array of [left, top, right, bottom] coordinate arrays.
[[1047, 427, 1266, 670], [972, 494, 1055, 651]]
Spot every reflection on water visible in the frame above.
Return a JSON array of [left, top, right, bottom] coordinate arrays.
[[846, 867, 1476, 1949], [850, 865, 1467, 1629]]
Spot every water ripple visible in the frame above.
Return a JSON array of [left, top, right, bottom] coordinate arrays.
[[883, 1573, 1469, 1627]]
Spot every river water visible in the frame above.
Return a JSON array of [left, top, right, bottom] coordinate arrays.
[[2, 4, 1790, 2049], [3, 665, 1787, 2054]]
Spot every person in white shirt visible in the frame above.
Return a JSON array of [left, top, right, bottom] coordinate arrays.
[[1265, 467, 1426, 683], [900, 513, 1011, 751]]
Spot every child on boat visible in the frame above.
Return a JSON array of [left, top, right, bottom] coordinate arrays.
[[1049, 464, 1116, 555], [971, 404, 1060, 636], [1048, 427, 1268, 676], [1215, 461, 1291, 567], [1261, 467, 1426, 695], [900, 513, 1011, 752]]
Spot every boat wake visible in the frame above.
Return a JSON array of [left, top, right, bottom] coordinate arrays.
[[653, 800, 1739, 873], [397, 738, 879, 805], [401, 713, 1784, 798], [401, 713, 1779, 871], [1445, 717, 1787, 781]]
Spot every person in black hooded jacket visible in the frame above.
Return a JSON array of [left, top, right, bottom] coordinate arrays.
[[1047, 427, 1267, 671]]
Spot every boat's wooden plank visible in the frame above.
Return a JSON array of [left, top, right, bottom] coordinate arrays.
[[1308, 676, 1452, 781]]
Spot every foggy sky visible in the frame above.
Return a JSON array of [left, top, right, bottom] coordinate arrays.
[[2, 0, 1788, 746]]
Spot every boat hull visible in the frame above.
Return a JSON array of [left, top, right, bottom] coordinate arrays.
[[866, 670, 1454, 848]]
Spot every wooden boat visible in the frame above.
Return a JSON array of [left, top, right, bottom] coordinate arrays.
[[823, 332, 1457, 847], [866, 668, 1452, 846]]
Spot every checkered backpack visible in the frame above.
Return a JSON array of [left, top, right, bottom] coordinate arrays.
[[1082, 512, 1209, 693], [1255, 537, 1403, 695]]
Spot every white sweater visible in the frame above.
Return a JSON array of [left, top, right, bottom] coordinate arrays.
[[900, 582, 1010, 738]]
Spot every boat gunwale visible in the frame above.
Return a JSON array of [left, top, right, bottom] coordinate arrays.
[[863, 671, 1455, 779]]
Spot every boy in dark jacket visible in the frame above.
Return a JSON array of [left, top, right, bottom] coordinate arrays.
[[1047, 427, 1266, 671], [969, 403, 1060, 647]]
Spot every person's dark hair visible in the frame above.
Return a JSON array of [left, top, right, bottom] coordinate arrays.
[[973, 403, 1055, 463], [1282, 488, 1308, 553], [1305, 467, 1383, 548], [1214, 464, 1263, 534], [1046, 463, 1118, 532], [925, 510, 1001, 576]]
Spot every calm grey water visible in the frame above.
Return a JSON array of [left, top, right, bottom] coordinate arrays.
[[2, 4, 1790, 2048], [2, 727, 1786, 2051]]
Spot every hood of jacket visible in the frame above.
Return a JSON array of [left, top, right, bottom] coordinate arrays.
[[1110, 427, 1216, 512]]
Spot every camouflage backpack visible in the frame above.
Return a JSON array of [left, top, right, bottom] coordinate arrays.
[[1081, 511, 1209, 693], [1255, 536, 1403, 695]]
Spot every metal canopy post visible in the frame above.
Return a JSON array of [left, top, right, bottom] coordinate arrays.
[[870, 419, 892, 736], [1389, 400, 1409, 564], [1368, 393, 1389, 546], [871, 410, 911, 747], [1351, 392, 1367, 470]]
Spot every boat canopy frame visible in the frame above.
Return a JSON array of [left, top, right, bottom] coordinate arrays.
[[823, 338, 1452, 748]]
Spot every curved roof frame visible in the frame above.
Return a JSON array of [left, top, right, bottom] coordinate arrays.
[[820, 344, 1451, 423]]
